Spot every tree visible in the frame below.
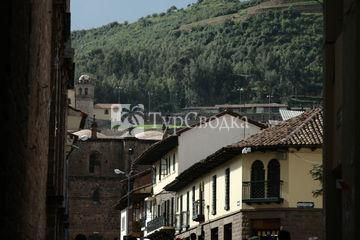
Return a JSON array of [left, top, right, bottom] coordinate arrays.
[[72, 1, 323, 110], [310, 164, 323, 197]]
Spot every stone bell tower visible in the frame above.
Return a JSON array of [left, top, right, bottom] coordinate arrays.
[[75, 74, 94, 116]]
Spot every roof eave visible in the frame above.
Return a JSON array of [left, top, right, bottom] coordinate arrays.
[[229, 143, 322, 152], [164, 143, 322, 192], [164, 147, 241, 191], [135, 135, 178, 165]]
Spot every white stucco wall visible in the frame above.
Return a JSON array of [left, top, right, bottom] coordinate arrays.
[[120, 209, 127, 240], [175, 155, 243, 230], [94, 108, 111, 121], [67, 89, 75, 107], [178, 114, 261, 173], [153, 148, 178, 195]]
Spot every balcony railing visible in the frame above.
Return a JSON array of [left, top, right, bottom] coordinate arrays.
[[192, 200, 204, 222], [175, 211, 189, 231], [242, 180, 284, 204], [146, 215, 173, 233], [182, 211, 189, 228], [175, 213, 182, 230]]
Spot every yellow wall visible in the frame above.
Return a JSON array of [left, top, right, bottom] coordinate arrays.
[[174, 148, 323, 231], [287, 148, 322, 208], [67, 107, 84, 132], [241, 148, 322, 209], [67, 89, 75, 107], [94, 108, 111, 121], [67, 115, 82, 131]]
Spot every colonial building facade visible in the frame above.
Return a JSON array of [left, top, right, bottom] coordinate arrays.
[[134, 111, 266, 240], [165, 108, 323, 240]]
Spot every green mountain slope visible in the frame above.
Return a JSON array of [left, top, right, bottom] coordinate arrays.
[[72, 0, 323, 112]]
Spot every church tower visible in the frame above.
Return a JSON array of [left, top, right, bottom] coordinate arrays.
[[75, 74, 94, 116]]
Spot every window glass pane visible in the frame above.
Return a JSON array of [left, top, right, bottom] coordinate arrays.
[[225, 168, 230, 210], [173, 154, 176, 171], [212, 175, 217, 215]]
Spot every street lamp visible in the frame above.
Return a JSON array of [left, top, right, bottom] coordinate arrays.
[[266, 94, 273, 121], [147, 91, 151, 113], [237, 88, 244, 106], [116, 86, 122, 103], [114, 169, 130, 240], [266, 94, 272, 104], [114, 147, 134, 240]]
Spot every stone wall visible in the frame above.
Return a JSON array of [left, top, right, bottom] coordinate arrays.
[[68, 138, 156, 240], [2, 0, 70, 239], [69, 177, 123, 240], [175, 208, 323, 240], [47, 0, 74, 239], [242, 208, 324, 240], [324, 0, 360, 239]]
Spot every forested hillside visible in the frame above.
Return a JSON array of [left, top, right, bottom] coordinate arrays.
[[72, 0, 323, 112]]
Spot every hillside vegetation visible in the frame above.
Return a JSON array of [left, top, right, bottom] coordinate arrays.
[[72, 0, 323, 112]]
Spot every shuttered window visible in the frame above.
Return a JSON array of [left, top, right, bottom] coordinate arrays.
[[158, 163, 161, 181], [152, 166, 156, 184], [212, 175, 217, 215], [186, 191, 190, 226], [225, 168, 230, 211], [171, 197, 174, 226], [191, 186, 196, 221], [160, 158, 167, 177], [173, 154, 176, 171]]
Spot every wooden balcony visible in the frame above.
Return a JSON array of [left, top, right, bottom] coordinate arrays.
[[146, 215, 174, 233]]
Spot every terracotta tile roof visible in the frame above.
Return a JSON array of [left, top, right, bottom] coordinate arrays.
[[228, 107, 323, 149], [165, 108, 323, 191]]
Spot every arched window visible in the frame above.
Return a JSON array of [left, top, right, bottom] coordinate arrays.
[[78, 88, 82, 95], [267, 159, 281, 198], [251, 160, 265, 198], [85, 88, 88, 95], [89, 152, 101, 174], [92, 188, 100, 203]]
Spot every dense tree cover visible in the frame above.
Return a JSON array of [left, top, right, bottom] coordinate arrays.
[[72, 0, 323, 112]]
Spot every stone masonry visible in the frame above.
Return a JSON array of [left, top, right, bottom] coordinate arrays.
[[68, 138, 156, 240], [175, 208, 323, 240], [2, 0, 71, 240]]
